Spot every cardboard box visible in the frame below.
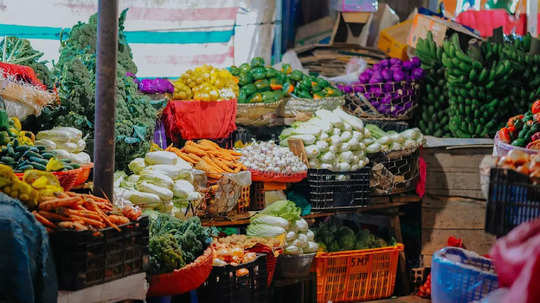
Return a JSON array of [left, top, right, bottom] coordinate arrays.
[[407, 13, 483, 48], [378, 20, 412, 60]]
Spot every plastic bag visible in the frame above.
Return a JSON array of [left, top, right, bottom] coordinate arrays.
[[323, 58, 367, 84], [490, 218, 540, 303]]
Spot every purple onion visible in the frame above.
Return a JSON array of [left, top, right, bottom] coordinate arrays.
[[390, 58, 402, 66], [381, 69, 393, 81], [411, 68, 424, 80], [368, 86, 382, 96], [383, 82, 394, 92], [411, 57, 421, 68], [402, 60, 413, 70], [393, 70, 406, 82], [381, 94, 392, 104], [359, 72, 371, 83]]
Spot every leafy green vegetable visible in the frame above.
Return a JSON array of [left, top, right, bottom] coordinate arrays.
[[314, 219, 391, 252], [0, 36, 53, 88], [255, 200, 301, 222], [149, 214, 216, 274], [32, 9, 157, 171]]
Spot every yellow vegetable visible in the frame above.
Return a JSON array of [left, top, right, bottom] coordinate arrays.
[[46, 158, 64, 172]]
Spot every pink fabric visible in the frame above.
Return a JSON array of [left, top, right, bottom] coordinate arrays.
[[490, 219, 540, 303], [416, 155, 426, 198], [456, 10, 526, 37]]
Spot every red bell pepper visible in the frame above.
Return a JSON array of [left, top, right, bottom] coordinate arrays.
[[532, 100, 540, 114], [499, 127, 512, 143], [507, 114, 524, 127]]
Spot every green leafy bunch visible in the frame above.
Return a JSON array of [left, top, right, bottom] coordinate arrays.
[[149, 214, 214, 274], [0, 36, 54, 88], [34, 9, 157, 171]]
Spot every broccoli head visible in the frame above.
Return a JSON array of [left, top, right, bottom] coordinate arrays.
[[149, 233, 185, 274], [338, 226, 356, 251]]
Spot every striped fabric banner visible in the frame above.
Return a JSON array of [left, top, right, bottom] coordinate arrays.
[[0, 0, 255, 78]]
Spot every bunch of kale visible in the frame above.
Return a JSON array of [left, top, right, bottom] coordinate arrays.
[[35, 9, 157, 171], [149, 214, 215, 274]]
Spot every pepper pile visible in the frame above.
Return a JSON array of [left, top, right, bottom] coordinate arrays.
[[414, 31, 451, 137], [231, 57, 289, 103], [288, 68, 342, 100], [171, 65, 238, 101], [498, 100, 540, 149]]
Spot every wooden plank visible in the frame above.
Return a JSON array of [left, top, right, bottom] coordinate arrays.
[[422, 196, 487, 229], [423, 188, 484, 199], [426, 171, 481, 190], [421, 228, 496, 256], [421, 255, 433, 267], [422, 150, 491, 173]]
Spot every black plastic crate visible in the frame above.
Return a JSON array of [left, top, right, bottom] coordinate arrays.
[[197, 254, 268, 303], [485, 168, 540, 236], [307, 166, 372, 210], [368, 148, 420, 195], [49, 216, 149, 290]]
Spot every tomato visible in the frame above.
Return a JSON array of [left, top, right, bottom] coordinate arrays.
[[507, 114, 524, 127], [532, 100, 540, 114], [499, 127, 511, 143]]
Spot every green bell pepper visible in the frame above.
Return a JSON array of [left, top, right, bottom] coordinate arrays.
[[243, 83, 257, 96], [250, 57, 265, 68], [238, 72, 254, 86], [238, 89, 248, 103], [289, 70, 304, 82], [281, 64, 292, 74], [266, 67, 279, 79], [295, 89, 312, 99], [249, 93, 263, 103], [0, 111, 9, 131], [254, 79, 270, 92], [250, 67, 267, 81], [261, 91, 276, 103], [229, 65, 240, 76], [239, 63, 251, 73]]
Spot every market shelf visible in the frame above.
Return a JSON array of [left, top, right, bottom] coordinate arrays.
[[201, 194, 421, 227]]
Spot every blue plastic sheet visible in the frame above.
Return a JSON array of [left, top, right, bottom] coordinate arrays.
[[0, 193, 57, 303]]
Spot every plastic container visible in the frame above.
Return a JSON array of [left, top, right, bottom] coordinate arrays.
[[275, 253, 315, 279], [378, 20, 412, 61], [493, 131, 539, 157], [250, 182, 288, 211], [249, 169, 307, 183], [307, 166, 372, 210], [16, 168, 83, 191], [148, 247, 214, 296], [73, 163, 93, 187], [368, 147, 420, 195], [431, 247, 498, 303], [315, 244, 403, 303], [485, 168, 540, 236], [237, 185, 250, 213], [49, 216, 149, 290], [246, 243, 280, 287], [197, 254, 269, 303]]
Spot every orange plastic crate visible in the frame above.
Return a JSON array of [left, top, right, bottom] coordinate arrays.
[[237, 185, 250, 213], [315, 244, 404, 302]]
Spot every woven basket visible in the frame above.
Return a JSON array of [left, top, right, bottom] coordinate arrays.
[[16, 168, 82, 191], [148, 247, 214, 296], [236, 99, 285, 127], [368, 147, 420, 195], [344, 81, 419, 120]]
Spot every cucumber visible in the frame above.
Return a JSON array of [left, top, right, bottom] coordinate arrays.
[[30, 162, 46, 171], [1, 156, 15, 165], [36, 146, 46, 151], [41, 153, 55, 159], [71, 163, 81, 169], [29, 157, 48, 165], [18, 164, 33, 171], [15, 145, 31, 153], [24, 151, 42, 159]]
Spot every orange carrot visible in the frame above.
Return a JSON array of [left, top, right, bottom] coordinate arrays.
[[64, 209, 102, 221], [69, 215, 106, 228], [39, 197, 81, 211], [58, 221, 88, 231], [184, 144, 207, 156], [33, 211, 56, 229], [108, 215, 129, 225], [198, 139, 220, 149], [88, 200, 121, 232], [39, 211, 71, 221]]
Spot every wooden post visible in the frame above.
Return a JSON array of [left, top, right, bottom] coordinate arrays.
[[93, 0, 118, 199]]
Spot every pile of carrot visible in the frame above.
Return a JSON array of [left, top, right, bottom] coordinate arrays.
[[166, 139, 246, 183], [32, 192, 137, 232]]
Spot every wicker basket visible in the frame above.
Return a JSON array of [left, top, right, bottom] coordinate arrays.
[[368, 147, 420, 195], [236, 99, 285, 127], [344, 81, 419, 120]]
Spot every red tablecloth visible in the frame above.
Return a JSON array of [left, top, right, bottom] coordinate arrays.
[[162, 99, 237, 142]]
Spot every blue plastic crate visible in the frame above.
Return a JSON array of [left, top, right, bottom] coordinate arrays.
[[485, 168, 540, 236], [431, 247, 498, 303]]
